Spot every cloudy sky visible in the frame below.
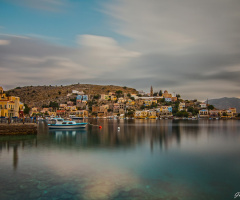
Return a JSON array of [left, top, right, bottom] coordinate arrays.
[[0, 0, 240, 100]]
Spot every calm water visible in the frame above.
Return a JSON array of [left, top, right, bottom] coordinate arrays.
[[0, 119, 240, 200]]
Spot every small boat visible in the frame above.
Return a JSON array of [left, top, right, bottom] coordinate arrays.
[[69, 115, 83, 120], [48, 118, 87, 129]]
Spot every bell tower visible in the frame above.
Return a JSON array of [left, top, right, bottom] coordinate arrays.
[[150, 86, 153, 97]]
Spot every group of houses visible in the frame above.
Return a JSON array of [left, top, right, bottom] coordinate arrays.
[[0, 85, 238, 119]]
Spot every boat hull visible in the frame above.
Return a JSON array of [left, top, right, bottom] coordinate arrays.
[[48, 123, 87, 129]]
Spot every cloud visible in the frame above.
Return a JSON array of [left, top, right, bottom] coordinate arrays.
[[0, 40, 10, 45], [0, 34, 140, 90], [3, 0, 67, 12], [103, 0, 240, 99], [1, 0, 240, 100], [77, 34, 140, 70]]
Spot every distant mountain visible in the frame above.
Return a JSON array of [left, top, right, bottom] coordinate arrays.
[[207, 97, 240, 112]]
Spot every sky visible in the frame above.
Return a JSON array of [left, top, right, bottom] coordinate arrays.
[[0, 0, 240, 100]]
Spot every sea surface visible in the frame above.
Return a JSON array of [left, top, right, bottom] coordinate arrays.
[[0, 119, 240, 200]]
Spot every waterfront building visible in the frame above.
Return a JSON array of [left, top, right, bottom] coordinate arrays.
[[0, 86, 24, 117], [148, 110, 157, 118], [179, 102, 186, 111], [209, 110, 220, 118], [199, 109, 209, 118], [229, 108, 237, 116], [134, 110, 148, 119], [156, 106, 173, 117]]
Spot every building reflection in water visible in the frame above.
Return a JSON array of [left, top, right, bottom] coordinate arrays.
[[1, 119, 237, 171], [0, 136, 37, 170], [45, 119, 203, 152]]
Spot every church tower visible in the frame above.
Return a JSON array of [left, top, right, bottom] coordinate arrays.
[[150, 86, 153, 97]]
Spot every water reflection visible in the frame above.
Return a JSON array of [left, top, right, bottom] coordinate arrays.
[[0, 135, 37, 170], [36, 119, 240, 152], [0, 120, 240, 200]]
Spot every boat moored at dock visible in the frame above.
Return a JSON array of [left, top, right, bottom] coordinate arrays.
[[47, 118, 87, 129]]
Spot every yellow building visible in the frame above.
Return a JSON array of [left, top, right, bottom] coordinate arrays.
[[134, 110, 148, 119], [0, 86, 24, 117], [162, 90, 172, 98], [111, 96, 117, 101], [148, 110, 157, 119]]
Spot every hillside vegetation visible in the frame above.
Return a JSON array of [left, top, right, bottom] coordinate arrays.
[[7, 84, 137, 108]]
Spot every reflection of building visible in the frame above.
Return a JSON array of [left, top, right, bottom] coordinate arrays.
[[0, 136, 37, 170]]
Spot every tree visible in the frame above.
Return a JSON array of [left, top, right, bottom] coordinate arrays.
[[176, 94, 181, 100], [140, 105, 145, 110], [115, 90, 123, 98], [42, 104, 49, 108], [153, 92, 158, 97], [208, 105, 215, 110], [176, 111, 189, 118], [49, 101, 59, 110], [159, 98, 165, 103], [159, 90, 162, 96], [93, 94, 100, 100], [187, 107, 194, 113], [222, 112, 227, 116], [127, 93, 131, 98], [126, 110, 134, 117], [58, 91, 61, 95], [24, 104, 30, 115]]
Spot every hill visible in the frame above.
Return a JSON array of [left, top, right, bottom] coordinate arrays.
[[208, 97, 240, 112], [6, 84, 137, 108]]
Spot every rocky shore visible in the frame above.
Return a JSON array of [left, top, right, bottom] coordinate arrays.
[[0, 124, 37, 135]]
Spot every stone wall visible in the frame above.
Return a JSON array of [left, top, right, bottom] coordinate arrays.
[[0, 124, 37, 135]]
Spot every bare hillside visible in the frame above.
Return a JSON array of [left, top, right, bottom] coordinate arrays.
[[7, 84, 137, 107]]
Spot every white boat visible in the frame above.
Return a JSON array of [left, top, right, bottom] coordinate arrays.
[[69, 115, 83, 120], [48, 118, 87, 129]]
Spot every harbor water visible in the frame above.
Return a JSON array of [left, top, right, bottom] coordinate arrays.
[[0, 119, 240, 200]]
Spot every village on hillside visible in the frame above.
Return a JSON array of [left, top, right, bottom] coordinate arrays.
[[0, 85, 239, 120]]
